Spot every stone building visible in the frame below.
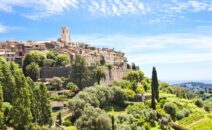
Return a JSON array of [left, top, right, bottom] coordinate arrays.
[[0, 26, 128, 70], [59, 26, 71, 44]]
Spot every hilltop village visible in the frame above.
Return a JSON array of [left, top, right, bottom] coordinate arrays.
[[0, 27, 128, 69]]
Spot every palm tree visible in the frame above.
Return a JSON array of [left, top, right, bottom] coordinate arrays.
[[93, 66, 106, 85], [106, 64, 113, 79]]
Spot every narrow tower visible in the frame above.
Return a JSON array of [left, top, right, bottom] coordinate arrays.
[[60, 27, 71, 44]]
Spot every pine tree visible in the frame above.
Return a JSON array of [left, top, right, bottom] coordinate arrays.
[[56, 112, 62, 126], [70, 54, 90, 89], [12, 69, 32, 130], [0, 58, 16, 103], [93, 66, 106, 85], [27, 77, 41, 123], [38, 83, 52, 126], [0, 84, 5, 129], [152, 67, 159, 101]]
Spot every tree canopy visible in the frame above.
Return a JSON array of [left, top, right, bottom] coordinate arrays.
[[25, 62, 40, 81], [70, 54, 90, 89]]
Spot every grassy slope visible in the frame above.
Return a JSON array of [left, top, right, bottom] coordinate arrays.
[[189, 117, 212, 130]]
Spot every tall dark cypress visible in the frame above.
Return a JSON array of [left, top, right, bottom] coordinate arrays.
[[151, 67, 159, 110], [152, 67, 159, 101], [111, 115, 115, 130]]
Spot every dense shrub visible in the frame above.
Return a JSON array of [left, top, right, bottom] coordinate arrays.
[[176, 110, 185, 120], [119, 80, 131, 89], [203, 98, 212, 112], [163, 102, 177, 116], [195, 99, 203, 108], [66, 82, 78, 91], [76, 105, 111, 130], [69, 85, 115, 119], [63, 119, 72, 126]]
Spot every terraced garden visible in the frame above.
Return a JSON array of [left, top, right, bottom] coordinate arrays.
[[178, 113, 204, 127]]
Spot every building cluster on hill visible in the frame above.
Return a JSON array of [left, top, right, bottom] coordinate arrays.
[[0, 27, 128, 69]]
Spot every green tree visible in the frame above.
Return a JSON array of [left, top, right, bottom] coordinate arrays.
[[100, 55, 106, 66], [50, 77, 63, 90], [163, 102, 177, 117], [131, 63, 136, 70], [76, 105, 112, 130], [151, 67, 157, 110], [43, 59, 55, 67], [0, 58, 16, 103], [46, 51, 56, 60], [106, 64, 112, 79], [152, 67, 159, 101], [12, 69, 32, 130], [38, 83, 52, 126], [25, 62, 40, 81], [142, 77, 151, 92], [27, 78, 40, 123], [55, 54, 70, 67], [70, 54, 90, 89], [66, 82, 78, 91], [93, 66, 106, 85], [111, 115, 115, 130], [56, 112, 62, 126], [195, 99, 203, 108], [0, 85, 4, 129], [124, 70, 144, 82], [23, 51, 46, 75]]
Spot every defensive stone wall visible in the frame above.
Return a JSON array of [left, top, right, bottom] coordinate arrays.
[[40, 67, 71, 78], [40, 67, 128, 85]]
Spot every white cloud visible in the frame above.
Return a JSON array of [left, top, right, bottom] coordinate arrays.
[[72, 33, 212, 65], [129, 52, 212, 65], [0, 0, 79, 20], [0, 0, 211, 22], [0, 24, 7, 33], [87, 0, 148, 16], [0, 0, 148, 19], [167, 0, 212, 13]]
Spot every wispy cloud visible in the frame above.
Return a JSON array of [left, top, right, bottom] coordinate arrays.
[[0, 23, 23, 34], [168, 0, 212, 13], [72, 33, 212, 64], [0, 24, 7, 33], [88, 0, 148, 16], [1, 0, 211, 21], [0, 0, 79, 20], [129, 52, 212, 65]]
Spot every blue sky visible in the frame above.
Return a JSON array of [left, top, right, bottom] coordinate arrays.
[[0, 0, 212, 81]]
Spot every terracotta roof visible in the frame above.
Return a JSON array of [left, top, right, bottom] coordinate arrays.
[[51, 101, 64, 107]]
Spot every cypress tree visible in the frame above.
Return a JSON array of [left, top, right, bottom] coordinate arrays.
[[56, 112, 62, 126], [27, 77, 41, 123], [38, 83, 52, 126], [152, 67, 159, 101], [0, 58, 16, 103], [0, 84, 4, 129], [12, 69, 32, 130], [111, 115, 115, 130], [151, 67, 159, 110]]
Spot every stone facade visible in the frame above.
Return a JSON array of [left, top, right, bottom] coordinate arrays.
[[60, 27, 71, 44], [40, 67, 71, 79], [0, 26, 128, 72], [40, 66, 128, 86]]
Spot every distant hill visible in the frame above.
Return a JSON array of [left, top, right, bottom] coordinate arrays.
[[173, 82, 212, 91]]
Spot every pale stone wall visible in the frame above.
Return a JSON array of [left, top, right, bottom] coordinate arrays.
[[40, 67, 128, 86]]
